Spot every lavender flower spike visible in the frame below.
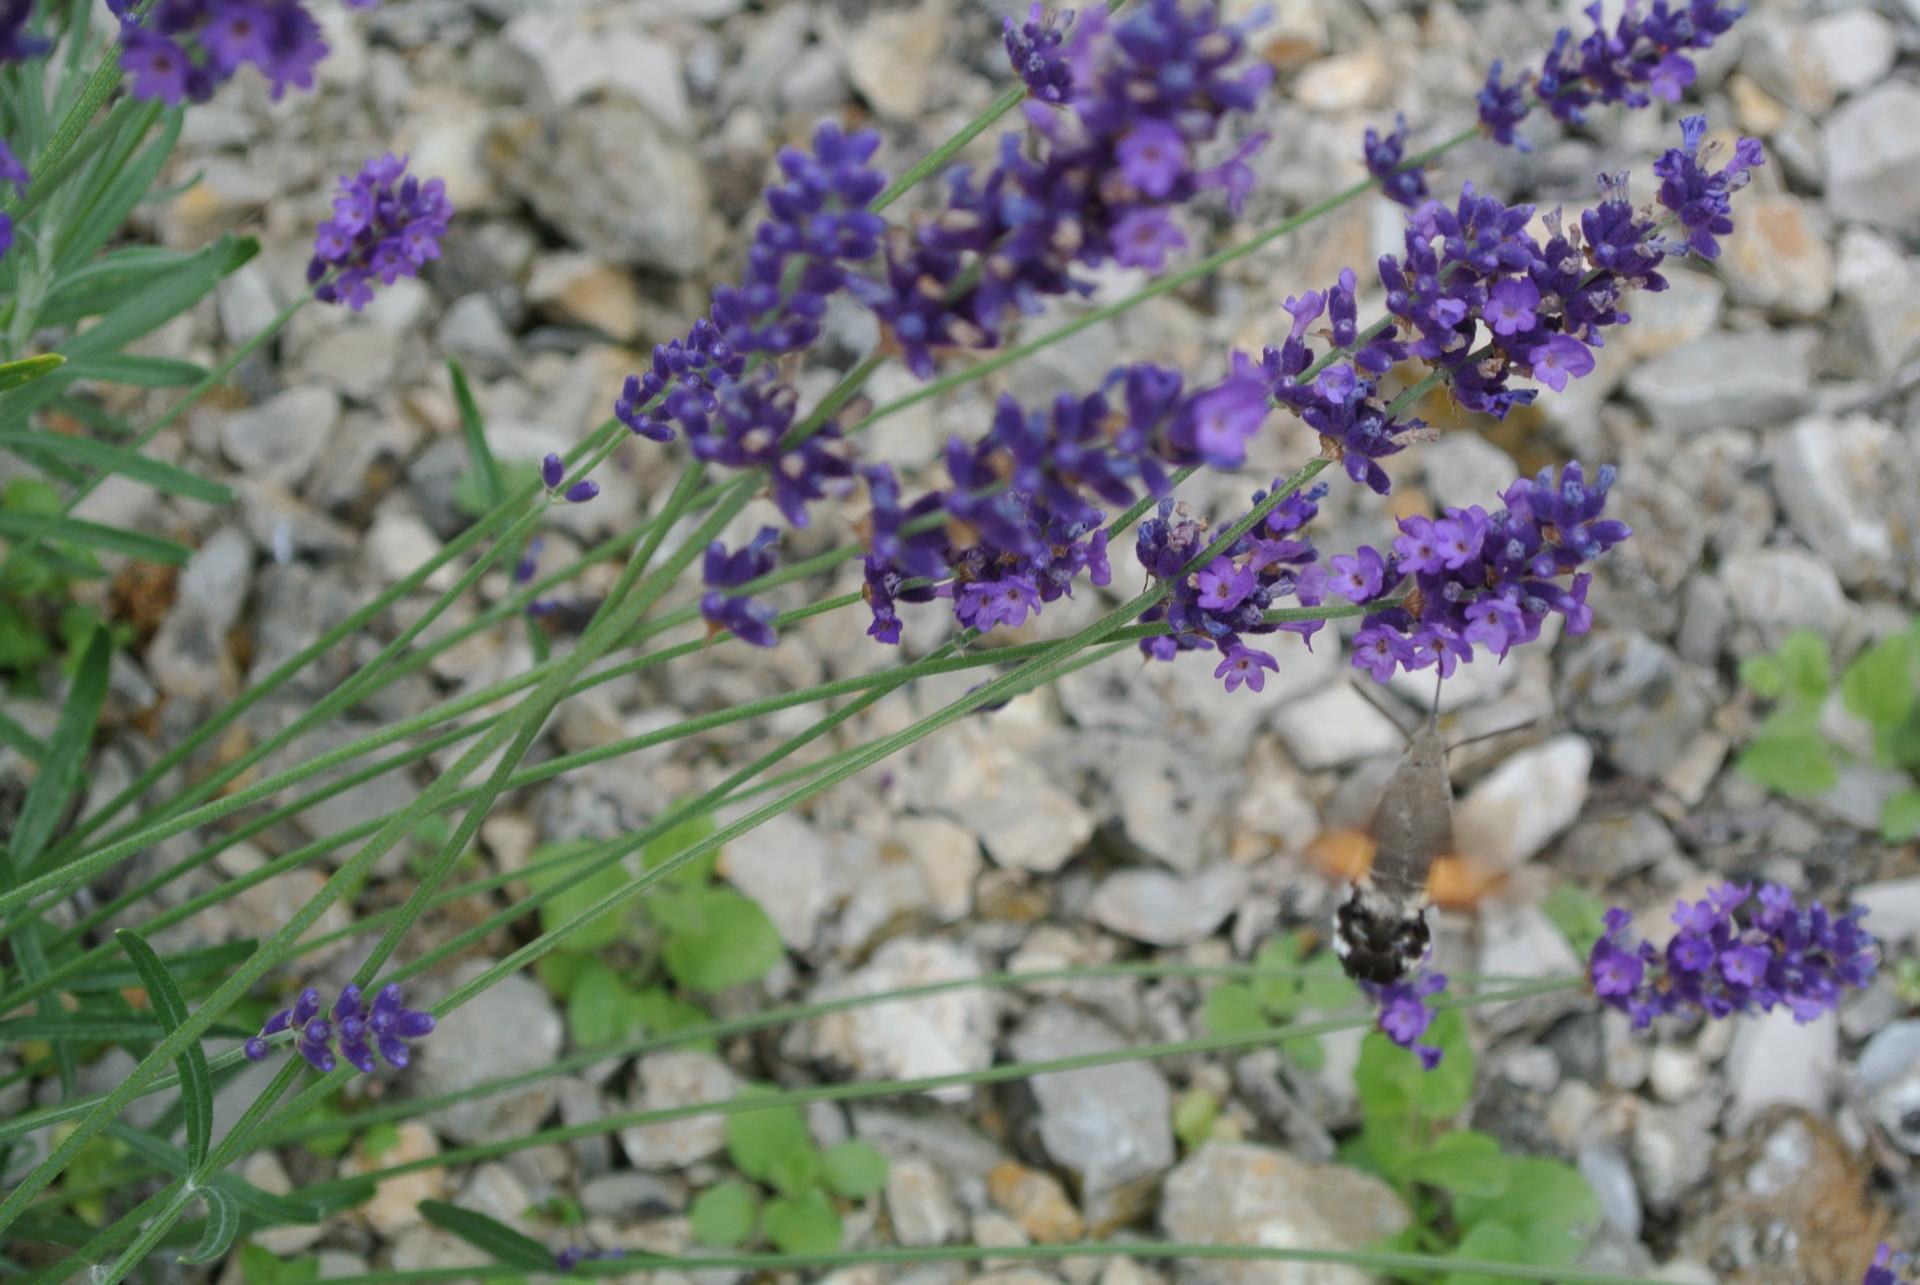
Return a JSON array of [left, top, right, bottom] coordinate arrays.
[[1588, 883, 1879, 1029], [242, 983, 432, 1072], [307, 153, 453, 311], [1866, 1244, 1917, 1285], [366, 983, 435, 1068], [1362, 970, 1449, 1070]]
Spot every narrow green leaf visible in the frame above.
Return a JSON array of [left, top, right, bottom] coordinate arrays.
[[12, 626, 108, 869], [53, 107, 184, 275], [0, 1013, 242, 1042], [450, 361, 502, 505], [689, 1179, 760, 1248], [61, 939, 255, 992], [180, 1185, 240, 1265], [417, 1200, 553, 1271], [0, 509, 191, 563], [0, 429, 233, 503], [115, 929, 213, 1171], [1882, 790, 1920, 843], [12, 925, 76, 1094], [0, 354, 67, 392], [62, 354, 210, 388], [821, 1140, 889, 1198], [0, 706, 47, 762]]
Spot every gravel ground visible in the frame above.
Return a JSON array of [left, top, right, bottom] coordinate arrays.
[[4, 0, 1919, 1280]]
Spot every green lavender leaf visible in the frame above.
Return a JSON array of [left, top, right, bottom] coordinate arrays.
[[112, 930, 212, 1171], [178, 1185, 239, 1265], [0, 354, 66, 392], [0, 428, 233, 503], [12, 625, 108, 869], [418, 1200, 552, 1271]]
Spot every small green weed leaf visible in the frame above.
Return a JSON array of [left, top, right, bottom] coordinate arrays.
[[821, 1140, 888, 1198], [1737, 732, 1838, 796], [535, 952, 589, 999], [689, 1179, 759, 1247], [768, 1144, 824, 1199], [418, 1200, 553, 1270], [726, 1095, 816, 1188], [361, 1122, 401, 1162], [1297, 953, 1359, 1012], [1738, 654, 1784, 699], [1413, 1011, 1476, 1117], [525, 842, 630, 954], [1440, 1220, 1525, 1285], [1542, 883, 1610, 956], [1353, 1033, 1415, 1120], [239, 1243, 320, 1285], [1173, 1086, 1219, 1151], [1843, 634, 1914, 729], [658, 886, 784, 992], [566, 961, 642, 1049], [1881, 790, 1920, 842], [180, 1185, 239, 1265], [1776, 630, 1832, 702], [1201, 983, 1264, 1036], [12, 625, 108, 869], [1452, 1156, 1599, 1232], [1402, 1129, 1513, 1198], [631, 987, 712, 1042], [762, 1188, 841, 1255], [114, 929, 212, 1171], [642, 807, 720, 888], [1882, 708, 1920, 771]]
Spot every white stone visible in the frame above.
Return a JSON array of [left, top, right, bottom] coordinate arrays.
[[1727, 1007, 1839, 1123], [505, 9, 691, 129], [717, 812, 831, 950], [1803, 8, 1896, 96], [1273, 683, 1404, 769], [219, 387, 340, 489], [1825, 81, 1920, 229], [803, 938, 995, 1102], [1721, 547, 1849, 637], [619, 1051, 738, 1169], [885, 1156, 962, 1247], [835, 0, 949, 121], [1452, 735, 1592, 870], [1160, 1143, 1409, 1285], [1089, 865, 1249, 947]]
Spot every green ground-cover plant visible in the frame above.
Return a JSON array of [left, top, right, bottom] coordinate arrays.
[[1737, 622, 1920, 841], [0, 0, 1881, 1280]]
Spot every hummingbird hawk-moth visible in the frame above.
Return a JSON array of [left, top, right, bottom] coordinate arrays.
[[1316, 685, 1507, 986]]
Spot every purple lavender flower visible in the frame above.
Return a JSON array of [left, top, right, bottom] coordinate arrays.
[[0, 0, 51, 63], [306, 154, 452, 311], [654, 371, 855, 529], [1363, 115, 1428, 207], [116, 0, 337, 105], [540, 454, 564, 490], [1536, 0, 1745, 129], [1865, 1244, 1917, 1285], [1214, 644, 1277, 694], [1003, 3, 1081, 104], [1476, 60, 1530, 150], [852, 0, 1272, 378], [1110, 207, 1187, 271], [699, 527, 781, 648], [1361, 970, 1449, 1069], [243, 983, 432, 1072], [1588, 883, 1879, 1029], [554, 1247, 625, 1273], [1337, 462, 1627, 682], [1328, 546, 1387, 603], [615, 123, 885, 439], [1131, 478, 1331, 685], [1652, 114, 1765, 260]]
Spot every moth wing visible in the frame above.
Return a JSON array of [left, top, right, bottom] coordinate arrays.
[[1425, 852, 1506, 911], [1304, 827, 1377, 883]]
